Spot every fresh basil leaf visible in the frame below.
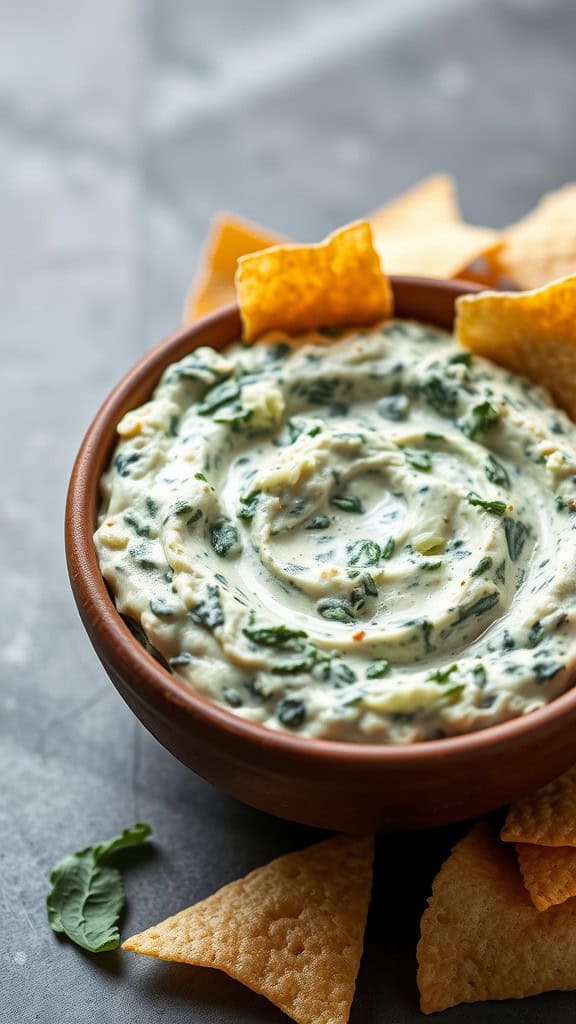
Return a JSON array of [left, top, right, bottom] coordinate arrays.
[[47, 823, 152, 953]]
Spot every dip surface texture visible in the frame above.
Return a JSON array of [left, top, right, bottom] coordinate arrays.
[[95, 321, 576, 743]]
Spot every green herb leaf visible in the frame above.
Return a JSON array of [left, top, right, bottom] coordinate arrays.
[[403, 448, 432, 472], [210, 520, 241, 557], [381, 537, 395, 560], [366, 659, 390, 679], [191, 585, 225, 628], [470, 556, 493, 578], [484, 454, 510, 488], [305, 514, 331, 530], [457, 592, 499, 622], [448, 351, 472, 367], [504, 517, 529, 561], [243, 625, 307, 647], [466, 492, 507, 516], [428, 663, 458, 684], [238, 492, 261, 521], [330, 494, 364, 513], [46, 824, 151, 953], [419, 376, 458, 417], [346, 539, 381, 566], [197, 379, 241, 415], [277, 696, 306, 728], [316, 596, 354, 623], [459, 401, 499, 440]]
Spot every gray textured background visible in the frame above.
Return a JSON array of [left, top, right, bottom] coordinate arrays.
[[2, 0, 576, 1021]]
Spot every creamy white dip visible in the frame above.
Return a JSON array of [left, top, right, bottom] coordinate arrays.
[[95, 321, 576, 743]]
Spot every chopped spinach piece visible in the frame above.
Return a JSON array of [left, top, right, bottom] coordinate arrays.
[[534, 660, 563, 682], [191, 585, 225, 628], [169, 652, 193, 666], [331, 661, 357, 685], [457, 592, 499, 622], [346, 539, 381, 566], [485, 454, 510, 488], [428, 663, 458, 684], [527, 621, 545, 648], [466, 492, 507, 517], [243, 625, 307, 647], [194, 471, 208, 482], [114, 451, 142, 478], [238, 492, 261, 520], [471, 556, 493, 578], [460, 401, 499, 440], [419, 376, 458, 417], [377, 394, 410, 421], [330, 494, 364, 513], [305, 514, 331, 530], [277, 697, 306, 728], [210, 520, 241, 557], [366, 660, 390, 679], [123, 510, 152, 537], [317, 597, 354, 623], [197, 379, 241, 415], [222, 687, 243, 708], [448, 351, 472, 367], [149, 597, 176, 617], [381, 537, 395, 560], [504, 517, 529, 561], [403, 448, 432, 472], [472, 664, 487, 687]]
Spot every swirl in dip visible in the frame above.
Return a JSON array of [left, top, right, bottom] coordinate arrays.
[[95, 321, 576, 743]]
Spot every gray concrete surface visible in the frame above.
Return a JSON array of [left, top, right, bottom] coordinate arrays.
[[2, 1, 576, 1021]]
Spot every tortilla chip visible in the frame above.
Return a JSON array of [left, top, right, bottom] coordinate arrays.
[[502, 763, 576, 846], [417, 822, 576, 1014], [369, 175, 501, 279], [235, 221, 392, 341], [456, 276, 576, 421], [492, 183, 576, 290], [123, 834, 373, 1024], [184, 214, 283, 321], [517, 842, 576, 912], [370, 174, 461, 230]]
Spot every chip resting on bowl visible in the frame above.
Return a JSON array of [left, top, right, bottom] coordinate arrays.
[[123, 834, 374, 1024], [235, 220, 393, 341], [491, 183, 576, 289], [502, 763, 576, 846], [417, 822, 576, 1014], [516, 842, 576, 911], [369, 174, 500, 279], [456, 275, 576, 421]]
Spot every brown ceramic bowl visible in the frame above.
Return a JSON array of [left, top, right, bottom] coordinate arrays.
[[66, 276, 576, 832]]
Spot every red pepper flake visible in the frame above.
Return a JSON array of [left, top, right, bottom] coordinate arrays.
[[352, 630, 366, 642]]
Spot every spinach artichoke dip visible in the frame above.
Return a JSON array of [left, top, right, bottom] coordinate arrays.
[[95, 320, 576, 743]]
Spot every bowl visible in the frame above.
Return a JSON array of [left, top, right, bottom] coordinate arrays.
[[65, 276, 576, 832]]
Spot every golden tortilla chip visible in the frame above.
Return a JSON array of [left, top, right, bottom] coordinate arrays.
[[456, 276, 576, 420], [502, 763, 576, 846], [123, 834, 373, 1024], [235, 221, 392, 341], [183, 213, 283, 321], [417, 822, 576, 1014], [370, 174, 461, 230], [492, 183, 576, 290], [369, 174, 500, 279], [517, 842, 576, 912]]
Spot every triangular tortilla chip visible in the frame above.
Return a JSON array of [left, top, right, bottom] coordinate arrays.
[[492, 183, 576, 289], [517, 842, 576, 911], [235, 221, 392, 341], [369, 174, 461, 230], [369, 175, 500, 279], [184, 213, 283, 321], [456, 275, 576, 420], [502, 763, 576, 846], [417, 822, 576, 1014], [123, 834, 373, 1024]]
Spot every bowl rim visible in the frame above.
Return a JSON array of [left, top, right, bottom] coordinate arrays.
[[66, 275, 576, 768]]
